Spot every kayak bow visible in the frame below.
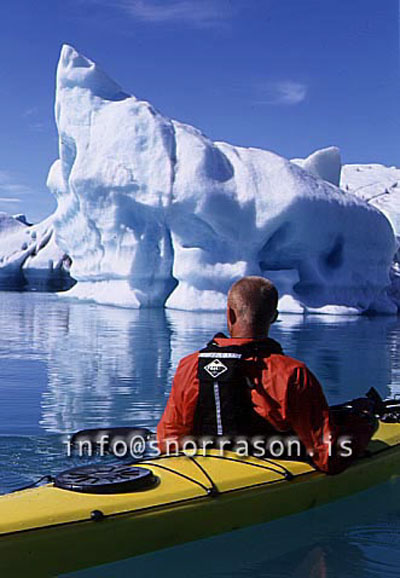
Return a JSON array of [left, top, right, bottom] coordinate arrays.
[[0, 421, 399, 576]]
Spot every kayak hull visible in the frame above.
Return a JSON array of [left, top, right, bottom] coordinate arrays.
[[0, 423, 399, 576]]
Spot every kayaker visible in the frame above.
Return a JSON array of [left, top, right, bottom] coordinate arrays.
[[157, 276, 377, 474]]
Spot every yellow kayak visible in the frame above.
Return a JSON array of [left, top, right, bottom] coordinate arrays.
[[0, 422, 399, 576]]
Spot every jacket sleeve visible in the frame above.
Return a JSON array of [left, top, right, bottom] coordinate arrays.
[[157, 353, 200, 453], [286, 365, 376, 474]]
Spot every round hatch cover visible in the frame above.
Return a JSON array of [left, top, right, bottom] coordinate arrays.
[[54, 463, 157, 494]]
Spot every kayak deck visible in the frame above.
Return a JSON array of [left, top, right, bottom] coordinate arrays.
[[0, 422, 399, 576], [0, 451, 314, 536]]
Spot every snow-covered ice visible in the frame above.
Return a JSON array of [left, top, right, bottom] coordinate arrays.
[[45, 45, 396, 313], [0, 44, 398, 314], [0, 211, 73, 290], [341, 163, 400, 238], [292, 146, 342, 186], [340, 162, 400, 311]]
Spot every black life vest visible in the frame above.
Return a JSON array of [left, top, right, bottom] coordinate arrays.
[[193, 333, 283, 439]]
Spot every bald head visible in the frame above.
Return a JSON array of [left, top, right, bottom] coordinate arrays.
[[227, 276, 278, 338]]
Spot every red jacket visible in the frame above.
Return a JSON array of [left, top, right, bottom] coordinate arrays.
[[157, 336, 376, 474]]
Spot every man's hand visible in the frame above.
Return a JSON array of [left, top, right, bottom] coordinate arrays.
[[350, 397, 376, 416]]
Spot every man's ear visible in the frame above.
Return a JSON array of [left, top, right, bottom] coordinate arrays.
[[228, 306, 237, 327], [271, 310, 279, 324]]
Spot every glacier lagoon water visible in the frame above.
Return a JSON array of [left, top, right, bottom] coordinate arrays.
[[0, 291, 400, 576]]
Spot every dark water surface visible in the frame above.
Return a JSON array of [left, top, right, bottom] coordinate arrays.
[[0, 291, 399, 577]]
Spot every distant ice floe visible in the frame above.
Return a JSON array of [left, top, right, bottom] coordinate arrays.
[[340, 162, 400, 312], [0, 212, 73, 291], [341, 163, 400, 238]]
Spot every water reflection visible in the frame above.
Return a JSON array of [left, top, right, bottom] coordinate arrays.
[[0, 293, 400, 577], [0, 293, 174, 433], [0, 293, 399, 437], [42, 305, 174, 432], [65, 479, 400, 578], [271, 314, 400, 402]]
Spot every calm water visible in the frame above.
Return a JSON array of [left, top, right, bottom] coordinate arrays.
[[0, 291, 400, 577]]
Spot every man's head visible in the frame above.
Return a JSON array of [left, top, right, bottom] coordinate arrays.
[[227, 276, 278, 338]]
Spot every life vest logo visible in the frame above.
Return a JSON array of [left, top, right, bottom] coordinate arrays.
[[204, 359, 228, 379]]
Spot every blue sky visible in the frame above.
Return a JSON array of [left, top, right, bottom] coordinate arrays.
[[0, 0, 398, 222]]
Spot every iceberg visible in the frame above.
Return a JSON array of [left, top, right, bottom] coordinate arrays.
[[292, 146, 342, 187], [45, 45, 397, 314], [340, 162, 400, 311], [341, 163, 400, 238], [292, 150, 400, 249], [0, 211, 73, 291], [0, 45, 396, 314]]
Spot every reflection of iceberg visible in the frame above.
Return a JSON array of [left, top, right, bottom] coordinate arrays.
[[0, 293, 171, 433], [0, 294, 399, 435], [41, 307, 173, 433], [271, 314, 396, 402], [167, 309, 397, 401], [166, 309, 225, 372]]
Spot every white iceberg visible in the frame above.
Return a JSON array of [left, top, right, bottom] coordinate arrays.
[[0, 46, 396, 313], [340, 162, 400, 311], [292, 146, 342, 187], [292, 150, 400, 248], [0, 211, 73, 290], [45, 44, 396, 314], [341, 163, 400, 238]]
